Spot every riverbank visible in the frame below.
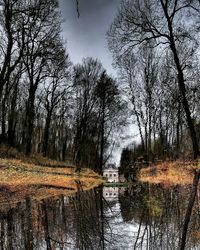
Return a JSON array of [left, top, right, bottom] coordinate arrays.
[[0, 155, 104, 208], [139, 161, 200, 186]]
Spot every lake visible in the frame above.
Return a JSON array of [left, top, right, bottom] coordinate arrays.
[[0, 182, 199, 249]]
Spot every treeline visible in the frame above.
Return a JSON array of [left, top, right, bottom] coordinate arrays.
[[107, 0, 200, 164], [1, 0, 200, 174], [0, 0, 69, 155], [0, 0, 124, 173]]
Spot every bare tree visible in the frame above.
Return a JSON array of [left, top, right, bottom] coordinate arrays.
[[95, 71, 122, 173], [108, 0, 200, 159], [40, 50, 71, 156], [72, 58, 103, 170], [20, 0, 64, 155], [0, 0, 24, 101]]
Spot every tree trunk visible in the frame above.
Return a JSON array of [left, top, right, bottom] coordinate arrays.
[[94, 122, 101, 172], [176, 99, 181, 158], [180, 169, 200, 250], [1, 95, 7, 142], [25, 88, 36, 155], [62, 130, 68, 161], [74, 125, 82, 172], [99, 186, 105, 249], [172, 47, 199, 159], [162, 2, 199, 159], [42, 110, 52, 157], [132, 97, 145, 153], [42, 201, 52, 250], [99, 110, 105, 175], [25, 197, 33, 250], [7, 83, 18, 146], [1, 82, 10, 142]]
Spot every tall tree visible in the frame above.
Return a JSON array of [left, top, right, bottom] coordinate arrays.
[[0, 0, 24, 101], [41, 50, 70, 157], [108, 0, 200, 159], [95, 71, 121, 173], [20, 0, 64, 155], [72, 58, 103, 170]]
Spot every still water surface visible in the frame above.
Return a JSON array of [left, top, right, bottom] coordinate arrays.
[[0, 183, 200, 249]]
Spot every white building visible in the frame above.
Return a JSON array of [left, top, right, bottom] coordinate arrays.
[[103, 187, 118, 201], [103, 165, 119, 183], [103, 186, 126, 201]]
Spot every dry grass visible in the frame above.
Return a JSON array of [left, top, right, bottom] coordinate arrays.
[[0, 158, 103, 208], [139, 161, 199, 186]]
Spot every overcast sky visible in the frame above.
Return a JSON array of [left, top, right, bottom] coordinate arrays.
[[59, 0, 121, 76], [58, 0, 138, 164]]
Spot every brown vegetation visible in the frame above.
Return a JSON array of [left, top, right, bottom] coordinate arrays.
[[0, 156, 103, 209], [139, 161, 199, 186]]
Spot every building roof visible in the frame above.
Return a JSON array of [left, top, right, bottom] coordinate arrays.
[[103, 168, 118, 172], [104, 163, 117, 170]]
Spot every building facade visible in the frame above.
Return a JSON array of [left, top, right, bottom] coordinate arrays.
[[103, 165, 119, 183], [103, 187, 118, 201]]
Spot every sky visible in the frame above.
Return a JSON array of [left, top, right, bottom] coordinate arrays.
[[58, 0, 138, 165], [59, 0, 121, 76]]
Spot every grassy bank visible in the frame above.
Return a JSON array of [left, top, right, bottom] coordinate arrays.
[[0, 155, 103, 208], [139, 161, 200, 186]]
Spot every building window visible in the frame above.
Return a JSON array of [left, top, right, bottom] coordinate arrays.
[[114, 174, 116, 177], [110, 174, 112, 177], [105, 174, 108, 177], [106, 193, 108, 196]]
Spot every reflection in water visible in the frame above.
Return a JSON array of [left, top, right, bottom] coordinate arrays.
[[103, 186, 126, 202], [0, 183, 200, 249]]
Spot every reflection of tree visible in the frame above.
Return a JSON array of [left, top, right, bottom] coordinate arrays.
[[118, 183, 200, 249], [0, 187, 110, 250], [0, 185, 199, 249], [119, 183, 148, 222], [72, 183, 108, 249], [73, 186, 99, 249], [0, 199, 34, 249]]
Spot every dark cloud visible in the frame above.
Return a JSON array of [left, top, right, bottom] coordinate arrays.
[[59, 0, 121, 75]]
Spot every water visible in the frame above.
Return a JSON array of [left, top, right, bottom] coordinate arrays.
[[0, 183, 200, 249]]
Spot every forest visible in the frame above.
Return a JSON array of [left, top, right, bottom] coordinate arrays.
[[109, 1, 200, 163], [0, 0, 198, 169], [0, 0, 126, 174], [0, 0, 199, 168]]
